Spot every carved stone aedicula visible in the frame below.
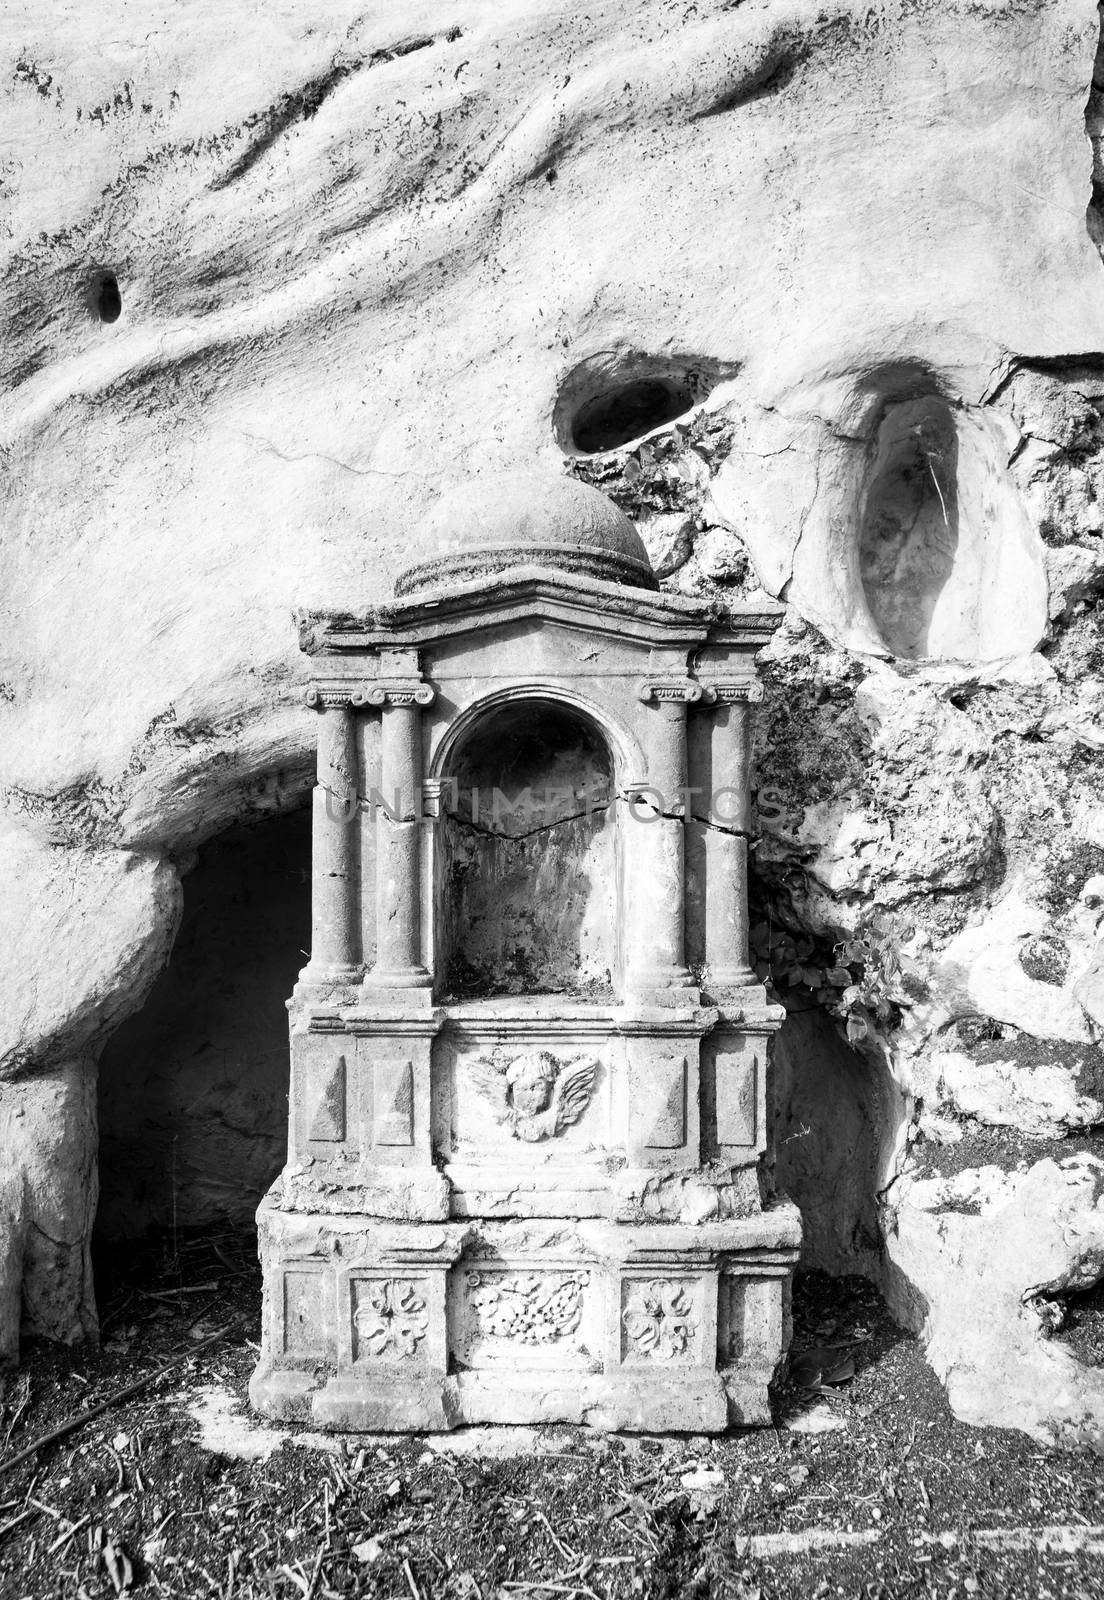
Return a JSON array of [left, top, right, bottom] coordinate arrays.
[[250, 471, 801, 1432]]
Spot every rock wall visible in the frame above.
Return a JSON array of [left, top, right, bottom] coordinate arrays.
[[2, 0, 1104, 1444]]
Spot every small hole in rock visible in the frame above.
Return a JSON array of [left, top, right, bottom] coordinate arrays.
[[95, 271, 122, 323], [571, 377, 694, 453]]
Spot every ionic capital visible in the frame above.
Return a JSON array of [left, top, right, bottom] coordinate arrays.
[[359, 682, 436, 709], [702, 681, 764, 705], [304, 686, 357, 710], [638, 680, 704, 705]]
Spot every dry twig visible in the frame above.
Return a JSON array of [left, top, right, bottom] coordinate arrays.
[[0, 1324, 234, 1479]]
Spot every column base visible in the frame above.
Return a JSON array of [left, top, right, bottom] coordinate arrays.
[[706, 967, 757, 986], [300, 963, 364, 983], [625, 988, 702, 1009], [361, 969, 434, 1008], [624, 967, 700, 1008], [293, 965, 365, 1005]]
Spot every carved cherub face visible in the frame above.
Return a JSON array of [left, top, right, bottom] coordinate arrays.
[[506, 1055, 555, 1117]]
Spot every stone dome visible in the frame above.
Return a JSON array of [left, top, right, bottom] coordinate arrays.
[[395, 469, 657, 594]]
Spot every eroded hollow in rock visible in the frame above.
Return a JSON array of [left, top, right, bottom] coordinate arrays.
[[554, 353, 738, 455], [858, 395, 960, 660], [91, 269, 122, 323], [570, 376, 697, 453], [96, 809, 310, 1242], [440, 698, 616, 997], [854, 385, 1045, 661]]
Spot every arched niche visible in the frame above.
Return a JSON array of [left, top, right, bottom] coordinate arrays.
[[435, 694, 620, 998], [858, 394, 960, 660], [855, 388, 1045, 662]]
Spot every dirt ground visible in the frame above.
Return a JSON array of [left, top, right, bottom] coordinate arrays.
[[1, 1229, 1103, 1600]]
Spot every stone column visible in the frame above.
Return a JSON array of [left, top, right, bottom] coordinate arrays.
[[305, 691, 360, 979], [364, 682, 435, 993], [625, 680, 702, 997], [703, 682, 762, 988]]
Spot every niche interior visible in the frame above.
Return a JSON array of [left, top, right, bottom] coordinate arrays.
[[854, 382, 1045, 662], [859, 395, 960, 661], [440, 697, 617, 998]]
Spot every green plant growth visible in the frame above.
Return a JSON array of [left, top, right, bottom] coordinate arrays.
[[750, 918, 921, 1044]]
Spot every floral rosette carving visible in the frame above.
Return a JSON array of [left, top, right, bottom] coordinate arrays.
[[621, 1279, 699, 1361], [354, 1278, 429, 1359], [466, 1272, 586, 1345]]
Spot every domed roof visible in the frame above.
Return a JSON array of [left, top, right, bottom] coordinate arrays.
[[395, 469, 656, 595]]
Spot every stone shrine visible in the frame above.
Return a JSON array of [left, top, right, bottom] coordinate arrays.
[[250, 471, 801, 1431]]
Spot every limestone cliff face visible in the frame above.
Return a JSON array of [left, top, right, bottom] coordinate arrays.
[[2, 0, 1104, 1443]]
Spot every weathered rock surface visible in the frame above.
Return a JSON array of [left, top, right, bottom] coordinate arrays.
[[2, 0, 1104, 1445], [885, 1156, 1104, 1450], [0, 826, 179, 1358]]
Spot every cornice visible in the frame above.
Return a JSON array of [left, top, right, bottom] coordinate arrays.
[[297, 567, 783, 656]]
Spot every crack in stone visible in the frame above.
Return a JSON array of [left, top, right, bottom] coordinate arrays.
[[28, 1219, 85, 1251], [690, 811, 752, 839], [446, 803, 612, 841], [234, 429, 428, 481]]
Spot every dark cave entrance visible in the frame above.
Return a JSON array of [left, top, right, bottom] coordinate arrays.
[[96, 808, 311, 1244]]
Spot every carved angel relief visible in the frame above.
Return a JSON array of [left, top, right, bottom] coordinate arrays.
[[468, 1050, 598, 1142]]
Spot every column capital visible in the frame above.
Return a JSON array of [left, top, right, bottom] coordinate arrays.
[[305, 685, 358, 709], [638, 679, 704, 705], [305, 681, 436, 709], [701, 681, 764, 704], [360, 682, 435, 709]]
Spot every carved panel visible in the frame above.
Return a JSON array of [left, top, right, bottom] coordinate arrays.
[[351, 1277, 430, 1363], [718, 1271, 783, 1371], [295, 1031, 358, 1155], [451, 1266, 595, 1368], [282, 1267, 329, 1357], [307, 1054, 347, 1143], [373, 1058, 415, 1146], [632, 1054, 687, 1149], [719, 1273, 747, 1365], [461, 1048, 601, 1144], [620, 1277, 701, 1364], [714, 1043, 758, 1149]]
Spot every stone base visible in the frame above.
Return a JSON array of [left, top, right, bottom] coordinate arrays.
[[251, 1195, 800, 1433], [250, 1366, 772, 1432]]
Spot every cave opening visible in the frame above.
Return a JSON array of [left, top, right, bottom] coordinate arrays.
[[553, 353, 740, 456], [570, 376, 697, 453], [95, 807, 311, 1247], [93, 270, 122, 323]]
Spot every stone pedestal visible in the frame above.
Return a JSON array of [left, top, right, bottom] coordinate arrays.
[[250, 1205, 800, 1431], [254, 478, 799, 1432]]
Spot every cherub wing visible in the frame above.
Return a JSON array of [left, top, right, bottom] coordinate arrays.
[[467, 1055, 509, 1121], [551, 1057, 598, 1134]]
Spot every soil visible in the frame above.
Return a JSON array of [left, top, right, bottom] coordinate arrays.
[[913, 1118, 1104, 1180], [2, 1232, 1104, 1600]]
